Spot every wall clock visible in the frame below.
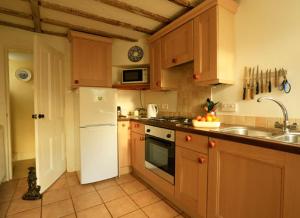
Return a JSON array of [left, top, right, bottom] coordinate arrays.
[[15, 68, 32, 82], [128, 46, 144, 62]]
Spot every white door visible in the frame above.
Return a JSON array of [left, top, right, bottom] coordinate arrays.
[[34, 35, 66, 192]]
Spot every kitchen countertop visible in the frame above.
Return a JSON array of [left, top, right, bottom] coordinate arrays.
[[118, 117, 300, 155]]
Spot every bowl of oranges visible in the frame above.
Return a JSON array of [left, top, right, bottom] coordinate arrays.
[[192, 98, 221, 128], [192, 113, 220, 128]]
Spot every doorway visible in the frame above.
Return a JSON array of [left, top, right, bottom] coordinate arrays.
[[8, 50, 35, 179]]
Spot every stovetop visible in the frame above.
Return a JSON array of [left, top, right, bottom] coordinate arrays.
[[147, 116, 193, 127]]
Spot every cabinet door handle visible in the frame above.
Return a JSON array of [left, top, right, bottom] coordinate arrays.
[[140, 136, 145, 141], [198, 157, 206, 164], [156, 81, 161, 87], [135, 124, 140, 128], [74, 80, 79, 84], [185, 135, 192, 142], [208, 140, 216, 148], [122, 123, 126, 127], [172, 58, 177, 64], [38, 114, 45, 119], [193, 74, 200, 80]]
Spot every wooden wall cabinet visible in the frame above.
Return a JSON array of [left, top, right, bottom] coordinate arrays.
[[149, 39, 180, 90], [117, 121, 131, 175], [193, 6, 235, 85], [207, 138, 300, 218], [162, 21, 194, 69], [148, 0, 238, 86], [69, 31, 112, 88]]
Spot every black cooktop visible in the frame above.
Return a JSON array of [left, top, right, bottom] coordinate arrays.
[[147, 116, 192, 127]]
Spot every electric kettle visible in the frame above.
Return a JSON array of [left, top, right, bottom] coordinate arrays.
[[147, 104, 158, 118]]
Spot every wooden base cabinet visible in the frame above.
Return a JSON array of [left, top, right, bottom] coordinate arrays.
[[207, 138, 300, 218], [117, 121, 131, 175], [131, 122, 146, 175], [175, 146, 207, 218], [131, 132, 145, 174]]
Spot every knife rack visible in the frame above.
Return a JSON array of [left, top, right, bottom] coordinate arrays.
[[242, 67, 289, 100]]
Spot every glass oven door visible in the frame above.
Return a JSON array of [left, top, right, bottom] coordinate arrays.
[[145, 135, 175, 184]]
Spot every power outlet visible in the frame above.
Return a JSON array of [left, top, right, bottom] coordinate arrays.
[[161, 103, 169, 110], [221, 103, 237, 112]]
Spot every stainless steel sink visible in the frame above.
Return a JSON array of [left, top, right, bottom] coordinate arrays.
[[271, 133, 300, 144], [219, 127, 273, 138], [219, 126, 300, 144]]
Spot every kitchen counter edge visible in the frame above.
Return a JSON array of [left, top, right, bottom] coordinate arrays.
[[119, 118, 300, 155]]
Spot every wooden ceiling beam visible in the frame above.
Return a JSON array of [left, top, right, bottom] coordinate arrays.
[[29, 0, 42, 32], [0, 20, 34, 32], [0, 7, 33, 20], [41, 18, 138, 42], [94, 0, 170, 23], [40, 1, 154, 34], [0, 19, 66, 37], [168, 0, 194, 8]]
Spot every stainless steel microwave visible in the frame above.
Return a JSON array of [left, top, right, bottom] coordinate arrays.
[[122, 68, 148, 84]]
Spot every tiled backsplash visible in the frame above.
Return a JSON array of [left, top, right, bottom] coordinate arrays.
[[215, 115, 299, 129], [150, 62, 211, 116]]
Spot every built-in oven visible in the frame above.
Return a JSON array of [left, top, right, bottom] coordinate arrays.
[[145, 125, 175, 185]]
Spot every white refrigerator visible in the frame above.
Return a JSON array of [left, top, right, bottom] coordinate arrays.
[[78, 87, 118, 184]]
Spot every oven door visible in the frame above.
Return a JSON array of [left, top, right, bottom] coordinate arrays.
[[145, 135, 175, 184]]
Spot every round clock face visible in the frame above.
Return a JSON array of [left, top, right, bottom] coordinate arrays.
[[15, 68, 32, 82], [128, 46, 144, 62]]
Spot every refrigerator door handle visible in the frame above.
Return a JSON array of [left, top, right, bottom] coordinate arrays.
[[80, 124, 116, 128]]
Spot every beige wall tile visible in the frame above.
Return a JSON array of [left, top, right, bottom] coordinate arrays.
[[255, 117, 267, 128]]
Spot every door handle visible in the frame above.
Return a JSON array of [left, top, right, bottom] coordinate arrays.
[[38, 114, 45, 119]]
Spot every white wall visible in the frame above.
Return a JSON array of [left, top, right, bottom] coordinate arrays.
[[117, 90, 142, 115], [112, 38, 149, 66], [9, 57, 35, 161], [0, 126, 5, 182], [212, 0, 300, 118]]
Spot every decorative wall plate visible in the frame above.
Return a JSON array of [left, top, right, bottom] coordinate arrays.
[[128, 46, 144, 62], [15, 68, 32, 82]]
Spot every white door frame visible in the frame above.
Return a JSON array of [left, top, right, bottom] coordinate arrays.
[[3, 47, 33, 181]]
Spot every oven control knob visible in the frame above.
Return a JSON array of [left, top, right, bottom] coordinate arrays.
[[146, 129, 150, 133], [166, 134, 171, 138]]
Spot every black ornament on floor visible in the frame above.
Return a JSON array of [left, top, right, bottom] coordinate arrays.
[[22, 167, 42, 200]]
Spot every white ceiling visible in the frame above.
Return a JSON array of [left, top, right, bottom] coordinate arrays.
[[0, 0, 203, 41]]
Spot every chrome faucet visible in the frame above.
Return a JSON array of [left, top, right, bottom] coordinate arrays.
[[257, 97, 297, 133]]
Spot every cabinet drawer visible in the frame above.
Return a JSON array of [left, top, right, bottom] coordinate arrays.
[[176, 131, 208, 154], [131, 121, 145, 134]]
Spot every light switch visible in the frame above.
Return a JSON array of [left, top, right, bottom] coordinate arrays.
[[221, 103, 237, 112]]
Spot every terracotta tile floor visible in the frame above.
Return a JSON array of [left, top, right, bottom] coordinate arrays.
[[0, 173, 187, 217]]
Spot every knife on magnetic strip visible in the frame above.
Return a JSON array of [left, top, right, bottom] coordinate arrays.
[[250, 68, 255, 99], [243, 67, 247, 100], [268, 69, 272, 92], [256, 66, 259, 94]]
